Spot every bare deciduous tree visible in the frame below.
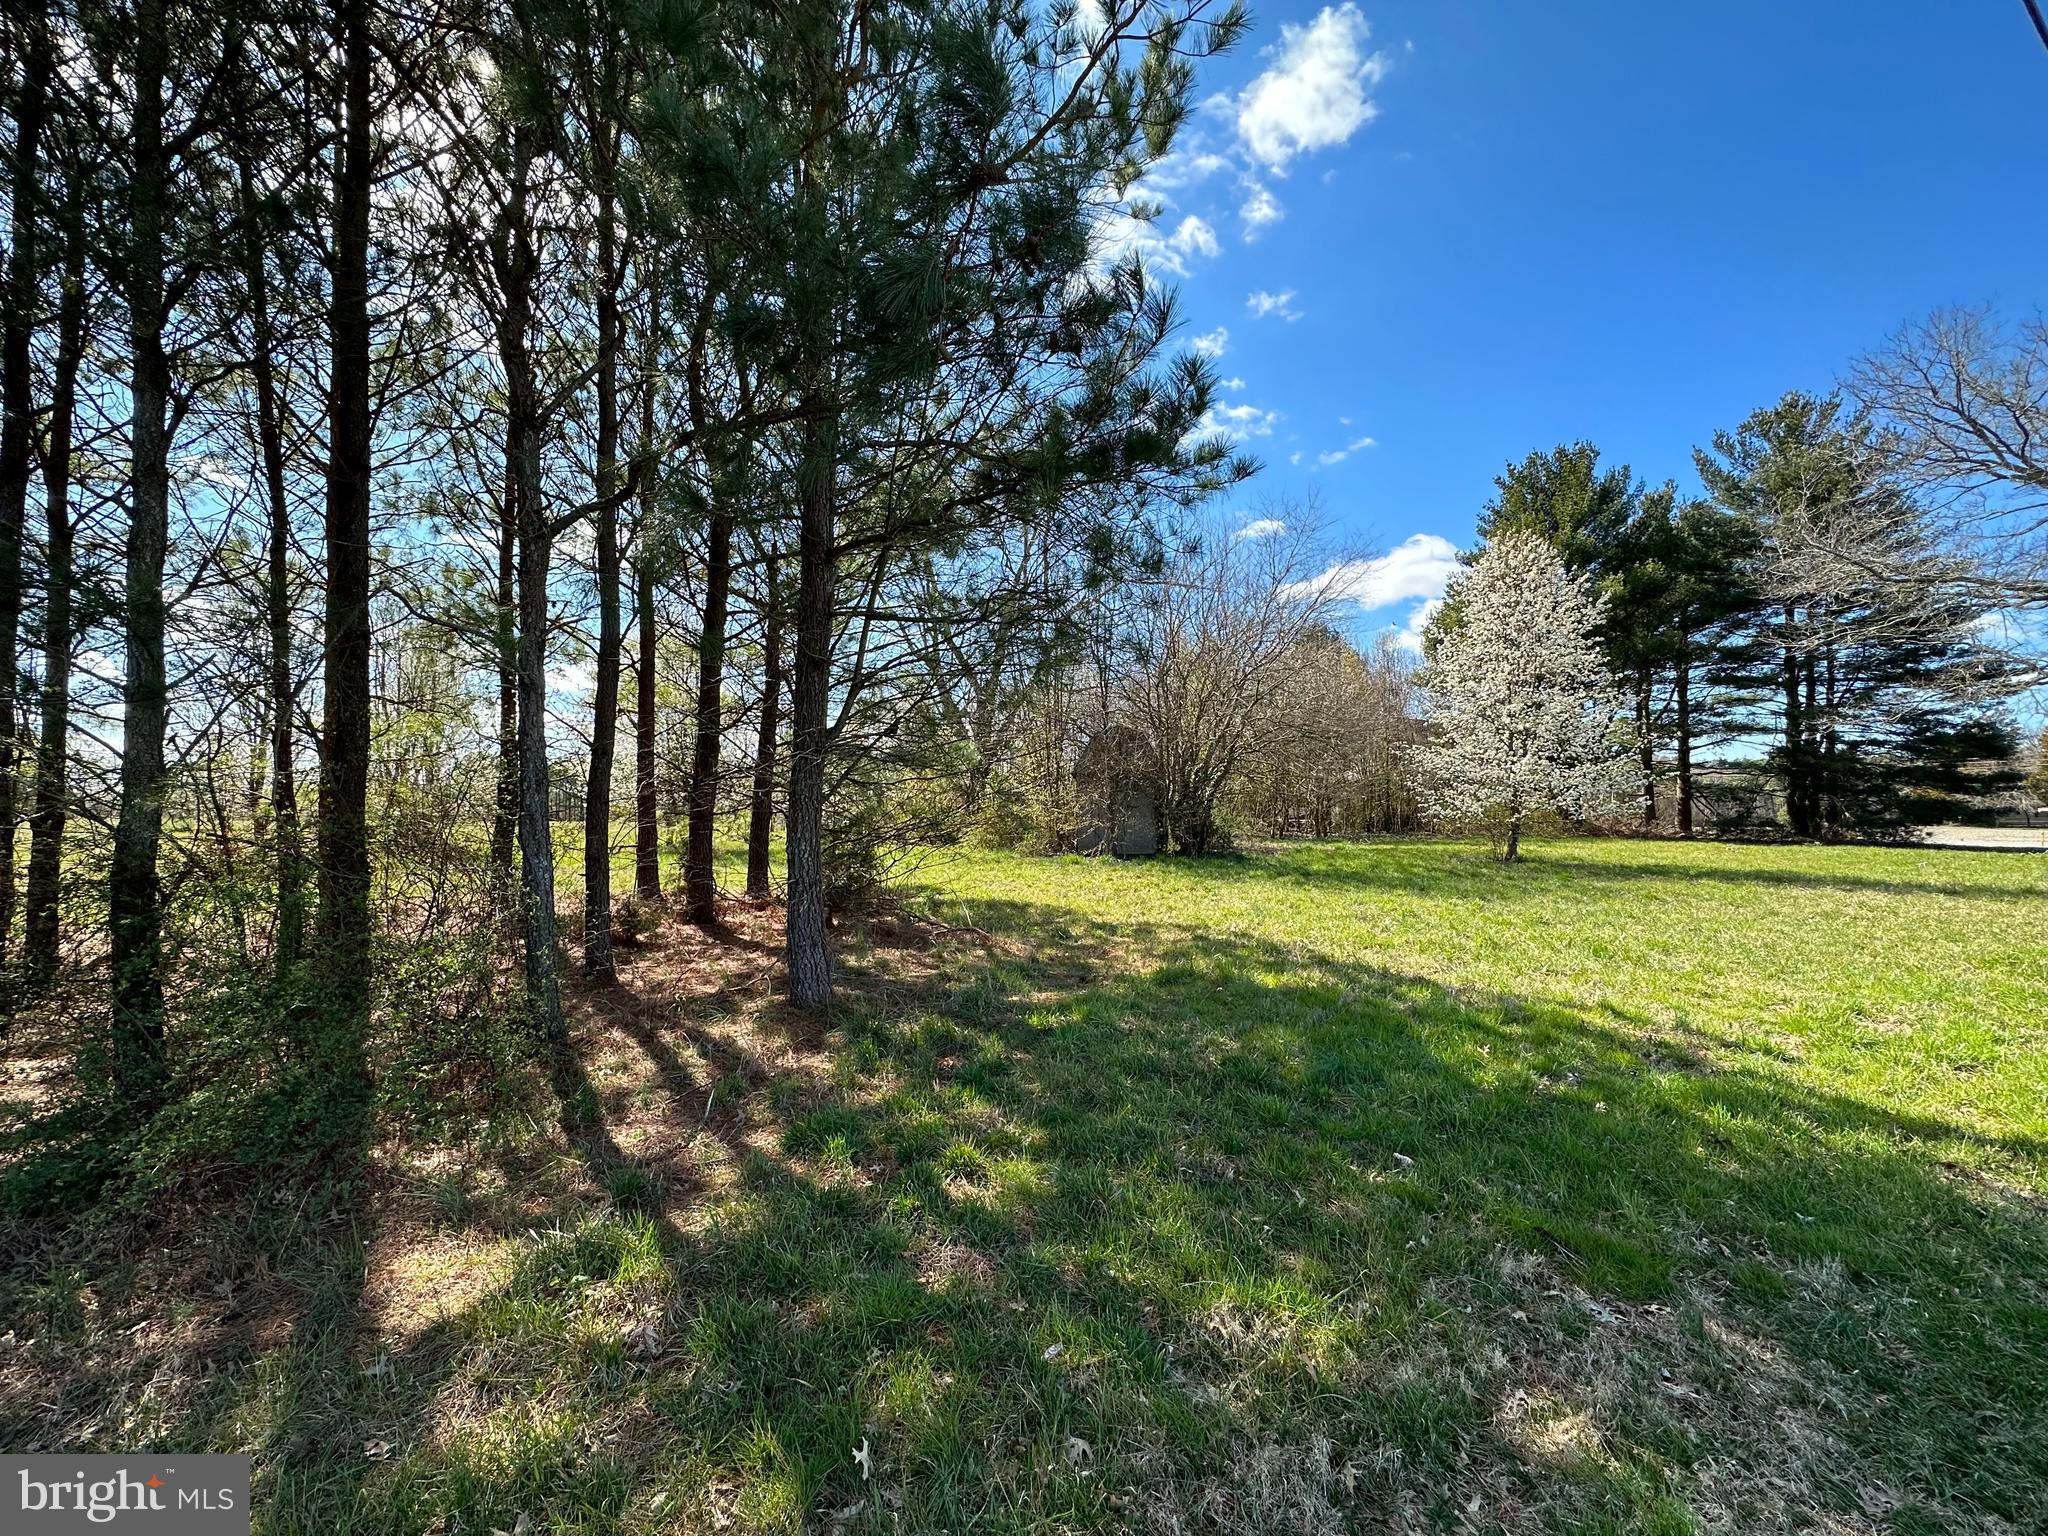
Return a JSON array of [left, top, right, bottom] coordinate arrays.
[[1848, 307, 2048, 608], [1118, 511, 1356, 854]]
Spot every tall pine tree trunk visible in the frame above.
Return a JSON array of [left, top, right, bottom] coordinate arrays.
[[632, 360, 661, 899], [313, 0, 375, 1119], [516, 513, 565, 1043], [0, 17, 51, 1002], [492, 460, 519, 892], [1800, 649, 1819, 837], [684, 509, 731, 924], [1673, 641, 1694, 838], [581, 169, 622, 977], [1820, 642, 1840, 839], [111, 1, 172, 1104], [1636, 666, 1655, 833], [236, 150, 305, 976], [746, 553, 781, 900], [497, 136, 565, 1045], [1780, 604, 1809, 837], [634, 550, 662, 899], [785, 406, 836, 1011], [24, 167, 84, 995], [682, 296, 727, 925]]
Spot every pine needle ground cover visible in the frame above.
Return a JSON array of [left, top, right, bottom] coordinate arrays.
[[4, 837, 2044, 1534]]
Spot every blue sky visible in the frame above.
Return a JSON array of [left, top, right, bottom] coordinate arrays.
[[1133, 0, 2048, 646]]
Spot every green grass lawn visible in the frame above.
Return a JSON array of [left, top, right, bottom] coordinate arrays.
[[6, 837, 2045, 1534]]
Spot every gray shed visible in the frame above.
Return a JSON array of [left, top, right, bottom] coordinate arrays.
[[1072, 724, 1159, 858]]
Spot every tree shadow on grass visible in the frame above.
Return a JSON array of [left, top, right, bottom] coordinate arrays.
[[10, 893, 2046, 1535], [804, 897, 2048, 1530], [402, 900, 2048, 1528], [278, 894, 2033, 1534]]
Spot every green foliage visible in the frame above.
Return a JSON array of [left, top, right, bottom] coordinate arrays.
[[1478, 440, 1640, 571], [1461, 406, 2022, 838], [1696, 391, 2023, 835]]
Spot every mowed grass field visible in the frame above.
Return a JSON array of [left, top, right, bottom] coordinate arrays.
[[5, 837, 2045, 1534]]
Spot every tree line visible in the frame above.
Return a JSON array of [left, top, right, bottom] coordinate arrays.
[[4, 0, 2044, 1170], [0, 0, 1255, 1150], [1453, 376, 2036, 841]]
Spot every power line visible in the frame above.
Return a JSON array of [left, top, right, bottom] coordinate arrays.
[[2025, 0, 2048, 56]]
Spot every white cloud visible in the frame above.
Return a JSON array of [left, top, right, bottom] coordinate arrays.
[[1191, 400, 1282, 441], [1171, 213, 1220, 261], [1247, 288, 1302, 322], [1092, 208, 1223, 277], [1218, 375, 1246, 391], [1148, 148, 1233, 191], [1315, 433, 1378, 467], [1238, 182, 1283, 238], [1292, 532, 1461, 609], [1235, 4, 1389, 173], [1235, 517, 1288, 539], [1189, 326, 1229, 358], [1287, 534, 1455, 653]]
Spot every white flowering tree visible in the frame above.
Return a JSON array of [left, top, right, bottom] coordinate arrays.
[[1409, 532, 1637, 860]]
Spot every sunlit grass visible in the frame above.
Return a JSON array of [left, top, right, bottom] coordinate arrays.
[[9, 836, 2044, 1534]]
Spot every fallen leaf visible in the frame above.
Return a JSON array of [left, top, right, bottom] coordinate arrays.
[[852, 1437, 873, 1481]]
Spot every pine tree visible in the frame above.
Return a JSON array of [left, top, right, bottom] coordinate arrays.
[[639, 0, 1251, 1008], [1695, 391, 2019, 837]]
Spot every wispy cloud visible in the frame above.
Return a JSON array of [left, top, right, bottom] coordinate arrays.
[[1189, 326, 1229, 359], [1092, 209, 1223, 277], [1146, 147, 1234, 192], [1107, 3, 1389, 263], [1238, 181, 1283, 239], [1301, 532, 1460, 608], [1247, 288, 1303, 322], [1315, 433, 1378, 467], [1393, 596, 1445, 652], [1171, 214, 1221, 261], [1287, 532, 1461, 653]]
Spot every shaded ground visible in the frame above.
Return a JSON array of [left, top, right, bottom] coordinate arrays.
[[2, 838, 2044, 1535]]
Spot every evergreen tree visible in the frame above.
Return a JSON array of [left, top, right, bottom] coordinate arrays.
[[1695, 391, 2020, 837], [640, 0, 1251, 1008]]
